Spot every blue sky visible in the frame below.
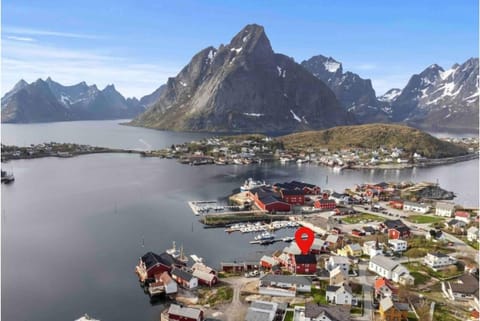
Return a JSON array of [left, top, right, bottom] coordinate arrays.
[[2, 0, 478, 98]]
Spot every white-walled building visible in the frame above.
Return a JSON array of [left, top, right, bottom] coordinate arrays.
[[435, 202, 456, 217], [424, 252, 457, 270], [403, 201, 430, 214], [363, 240, 383, 258], [369, 255, 413, 285], [326, 285, 353, 305], [467, 226, 479, 242], [327, 256, 350, 275], [388, 239, 408, 252]]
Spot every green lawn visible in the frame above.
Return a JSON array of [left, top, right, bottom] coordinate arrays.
[[406, 262, 462, 280], [342, 213, 383, 224], [407, 215, 445, 224], [310, 287, 328, 304], [284, 310, 294, 321], [410, 271, 430, 285]]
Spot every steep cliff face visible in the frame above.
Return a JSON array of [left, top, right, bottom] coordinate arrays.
[[131, 24, 354, 132]]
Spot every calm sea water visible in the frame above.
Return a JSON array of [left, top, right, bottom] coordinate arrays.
[[1, 121, 479, 321]]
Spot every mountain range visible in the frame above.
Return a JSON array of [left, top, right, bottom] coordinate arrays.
[[2, 24, 478, 132], [1, 78, 147, 123], [130, 24, 355, 132]]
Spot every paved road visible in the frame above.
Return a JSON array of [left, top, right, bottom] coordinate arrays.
[[353, 261, 375, 321]]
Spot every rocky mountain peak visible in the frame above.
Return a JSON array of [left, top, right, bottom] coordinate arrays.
[[227, 24, 273, 61]]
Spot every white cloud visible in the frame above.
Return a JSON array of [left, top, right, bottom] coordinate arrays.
[[6, 36, 36, 42], [1, 39, 180, 98], [4, 26, 102, 39]]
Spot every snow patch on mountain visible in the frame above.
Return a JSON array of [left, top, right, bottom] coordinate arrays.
[[324, 60, 341, 73], [290, 109, 302, 122]]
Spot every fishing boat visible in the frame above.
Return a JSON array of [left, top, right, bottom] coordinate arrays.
[[1, 170, 14, 184], [166, 242, 188, 263], [240, 178, 268, 191], [254, 231, 275, 241]]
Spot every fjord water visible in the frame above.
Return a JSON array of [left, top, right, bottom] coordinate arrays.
[[1, 120, 479, 321]]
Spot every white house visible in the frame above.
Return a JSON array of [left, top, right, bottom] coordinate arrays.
[[435, 202, 456, 217], [259, 274, 312, 294], [424, 252, 457, 270], [467, 226, 479, 242], [326, 285, 353, 305], [388, 239, 407, 252], [329, 266, 349, 286], [327, 256, 350, 275], [368, 255, 413, 285], [363, 240, 383, 258], [403, 201, 430, 214], [245, 301, 280, 321]]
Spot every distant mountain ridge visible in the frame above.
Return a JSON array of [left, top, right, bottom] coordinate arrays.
[[385, 58, 479, 132], [301, 55, 390, 123], [1, 78, 147, 123], [130, 24, 355, 132]]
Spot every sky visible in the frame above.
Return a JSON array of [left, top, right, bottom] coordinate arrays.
[[1, 0, 478, 98]]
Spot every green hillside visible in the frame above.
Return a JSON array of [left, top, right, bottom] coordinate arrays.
[[278, 124, 468, 158]]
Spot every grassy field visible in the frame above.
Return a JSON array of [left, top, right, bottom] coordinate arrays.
[[342, 213, 383, 224], [407, 215, 445, 224], [406, 262, 462, 280], [284, 311, 294, 321], [198, 285, 233, 306], [404, 236, 456, 258], [434, 304, 464, 321], [410, 271, 431, 286], [309, 287, 328, 304]]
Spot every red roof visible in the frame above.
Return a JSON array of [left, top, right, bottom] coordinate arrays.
[[455, 211, 470, 218], [471, 310, 479, 319], [374, 277, 397, 292]]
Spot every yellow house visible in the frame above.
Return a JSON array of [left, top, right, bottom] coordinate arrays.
[[337, 243, 363, 257], [379, 297, 409, 321]]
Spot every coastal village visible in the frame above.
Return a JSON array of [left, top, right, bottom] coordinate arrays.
[[2, 134, 478, 170], [143, 135, 479, 169], [134, 178, 479, 321]]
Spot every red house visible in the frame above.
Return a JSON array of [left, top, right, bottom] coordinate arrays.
[[314, 199, 336, 210], [292, 254, 317, 274], [385, 220, 411, 239], [281, 189, 305, 205], [260, 255, 278, 269], [249, 188, 292, 212], [389, 199, 404, 210], [138, 252, 186, 279], [166, 304, 203, 321]]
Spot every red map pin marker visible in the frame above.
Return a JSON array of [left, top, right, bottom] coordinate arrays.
[[295, 227, 315, 254]]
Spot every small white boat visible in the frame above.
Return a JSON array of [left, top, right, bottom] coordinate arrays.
[[282, 236, 295, 242], [254, 231, 275, 241]]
